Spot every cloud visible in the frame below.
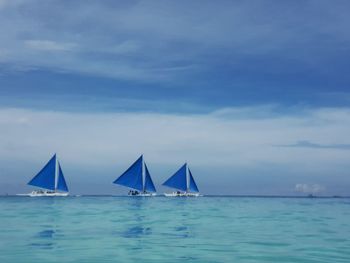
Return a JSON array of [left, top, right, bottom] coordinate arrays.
[[0, 106, 350, 168], [106, 41, 140, 54], [0, 0, 25, 9], [1, 106, 350, 194], [24, 40, 76, 51], [0, 0, 349, 83], [210, 105, 282, 119], [295, 184, 325, 194], [277, 140, 350, 150]]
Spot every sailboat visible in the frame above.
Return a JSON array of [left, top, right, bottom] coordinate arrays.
[[113, 155, 157, 196], [25, 154, 69, 197], [163, 163, 200, 197]]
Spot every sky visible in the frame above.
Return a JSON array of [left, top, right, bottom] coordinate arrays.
[[0, 0, 350, 195]]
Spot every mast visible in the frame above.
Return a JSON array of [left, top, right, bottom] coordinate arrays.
[[54, 154, 58, 191], [142, 155, 145, 192], [186, 163, 189, 193]]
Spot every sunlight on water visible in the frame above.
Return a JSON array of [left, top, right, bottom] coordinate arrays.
[[0, 197, 349, 263]]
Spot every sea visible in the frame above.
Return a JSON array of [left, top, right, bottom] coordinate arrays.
[[0, 196, 349, 263]]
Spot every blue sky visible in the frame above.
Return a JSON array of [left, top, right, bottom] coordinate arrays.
[[0, 0, 350, 195]]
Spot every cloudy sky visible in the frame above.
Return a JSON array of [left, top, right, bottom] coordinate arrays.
[[1, 0, 350, 195]]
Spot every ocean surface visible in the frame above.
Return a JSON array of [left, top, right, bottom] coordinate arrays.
[[0, 196, 349, 263]]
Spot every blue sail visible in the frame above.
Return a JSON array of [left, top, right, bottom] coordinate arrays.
[[144, 164, 156, 193], [28, 154, 56, 191], [162, 163, 187, 191], [188, 169, 199, 192], [56, 163, 69, 192], [113, 155, 143, 191]]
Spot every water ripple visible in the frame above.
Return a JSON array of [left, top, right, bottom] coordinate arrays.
[[0, 196, 349, 263]]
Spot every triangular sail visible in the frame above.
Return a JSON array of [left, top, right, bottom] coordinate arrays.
[[188, 169, 199, 193], [113, 155, 143, 191], [56, 163, 69, 192], [144, 164, 156, 193], [28, 154, 57, 191], [163, 163, 187, 191]]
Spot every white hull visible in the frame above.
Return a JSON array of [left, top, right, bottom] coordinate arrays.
[[18, 190, 69, 197], [128, 192, 157, 197], [164, 192, 201, 197]]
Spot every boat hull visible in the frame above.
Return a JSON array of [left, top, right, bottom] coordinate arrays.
[[18, 190, 69, 197], [164, 192, 201, 197], [128, 192, 157, 197]]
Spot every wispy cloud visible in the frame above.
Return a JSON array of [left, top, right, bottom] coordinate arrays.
[[0, 0, 349, 84], [276, 140, 350, 150], [24, 40, 76, 52]]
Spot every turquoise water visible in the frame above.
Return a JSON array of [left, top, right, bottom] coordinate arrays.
[[0, 197, 349, 263]]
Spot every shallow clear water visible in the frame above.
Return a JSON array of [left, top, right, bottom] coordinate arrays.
[[0, 196, 349, 263]]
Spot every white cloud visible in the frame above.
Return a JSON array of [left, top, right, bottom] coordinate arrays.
[[295, 184, 325, 194], [1, 106, 350, 194], [0, 106, 350, 170]]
